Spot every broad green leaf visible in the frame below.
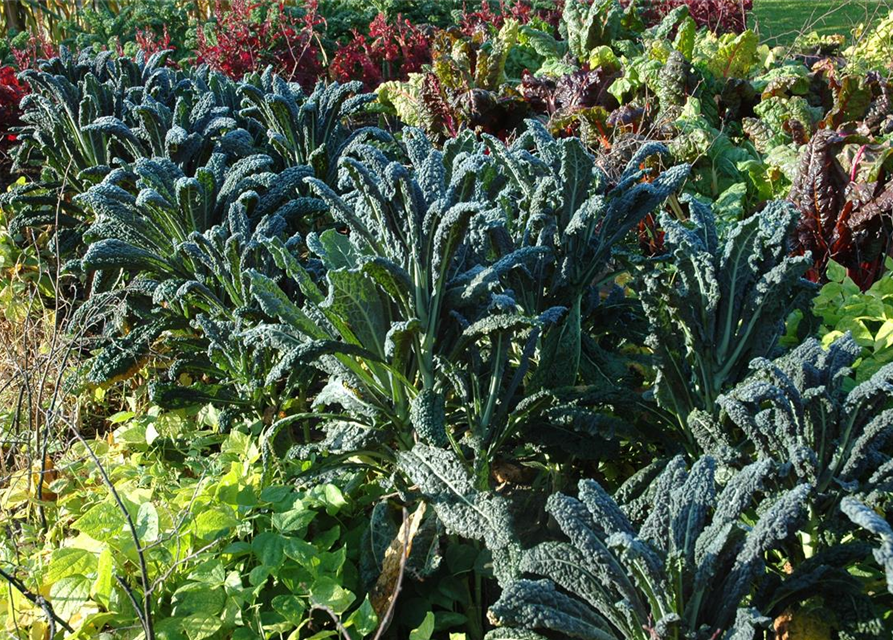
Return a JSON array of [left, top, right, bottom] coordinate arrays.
[[313, 229, 358, 270], [249, 565, 272, 586], [310, 576, 356, 614], [410, 612, 436, 640], [187, 559, 226, 585], [346, 596, 378, 635], [701, 30, 758, 79], [136, 502, 159, 544], [826, 260, 847, 283], [321, 484, 348, 515], [285, 537, 318, 565], [193, 506, 239, 539], [252, 532, 287, 566], [673, 16, 696, 59], [588, 45, 619, 72], [272, 594, 307, 625], [837, 316, 874, 346], [321, 269, 387, 356], [184, 613, 223, 640], [260, 485, 293, 505], [75, 612, 119, 636], [45, 548, 98, 585], [712, 182, 748, 221], [272, 507, 316, 533], [172, 582, 226, 616], [824, 75, 872, 128], [92, 547, 114, 608], [315, 547, 348, 577], [72, 501, 126, 542], [49, 574, 92, 621], [155, 617, 189, 640], [314, 525, 341, 550], [874, 320, 893, 351], [107, 411, 136, 424]]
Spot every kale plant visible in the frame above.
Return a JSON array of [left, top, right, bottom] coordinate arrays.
[[641, 197, 815, 443], [692, 335, 893, 503], [239, 73, 386, 182], [74, 151, 326, 416], [400, 445, 810, 640], [487, 457, 809, 640], [252, 120, 688, 478], [686, 336, 893, 635]]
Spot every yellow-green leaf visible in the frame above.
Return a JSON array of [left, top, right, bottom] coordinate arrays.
[[45, 548, 98, 585], [49, 574, 92, 621], [92, 547, 114, 608]]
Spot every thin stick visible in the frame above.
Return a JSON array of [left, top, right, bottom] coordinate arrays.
[[115, 575, 148, 632], [150, 539, 221, 593], [74, 431, 155, 640], [309, 604, 352, 640], [0, 565, 75, 634]]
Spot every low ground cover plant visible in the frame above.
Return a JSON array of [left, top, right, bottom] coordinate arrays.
[[1, 1, 893, 639]]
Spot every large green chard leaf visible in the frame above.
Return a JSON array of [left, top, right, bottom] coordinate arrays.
[[694, 29, 759, 80], [560, 0, 625, 64]]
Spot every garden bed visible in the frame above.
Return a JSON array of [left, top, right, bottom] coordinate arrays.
[[0, 1, 892, 639]]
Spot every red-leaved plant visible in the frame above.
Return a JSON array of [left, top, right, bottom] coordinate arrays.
[[0, 66, 26, 152], [626, 0, 753, 33], [135, 26, 174, 58], [196, 0, 324, 90], [459, 0, 561, 35], [11, 31, 56, 71], [789, 130, 893, 289], [330, 13, 430, 90]]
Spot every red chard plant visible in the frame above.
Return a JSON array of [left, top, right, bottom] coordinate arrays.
[[625, 0, 753, 33], [0, 66, 25, 152], [789, 129, 893, 289], [196, 0, 324, 89], [459, 0, 562, 35], [134, 26, 174, 58], [10, 31, 56, 70], [330, 13, 430, 90]]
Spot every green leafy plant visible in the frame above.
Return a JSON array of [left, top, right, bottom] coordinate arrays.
[[0, 403, 380, 639], [74, 151, 328, 419], [689, 334, 893, 634], [399, 443, 809, 640], [248, 121, 687, 483], [812, 259, 893, 383], [693, 333, 893, 509], [641, 197, 815, 440], [239, 74, 384, 182]]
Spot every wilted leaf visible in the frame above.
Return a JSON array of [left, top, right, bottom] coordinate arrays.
[[370, 502, 427, 617]]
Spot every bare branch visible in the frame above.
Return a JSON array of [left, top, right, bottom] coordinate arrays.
[[0, 565, 75, 634]]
